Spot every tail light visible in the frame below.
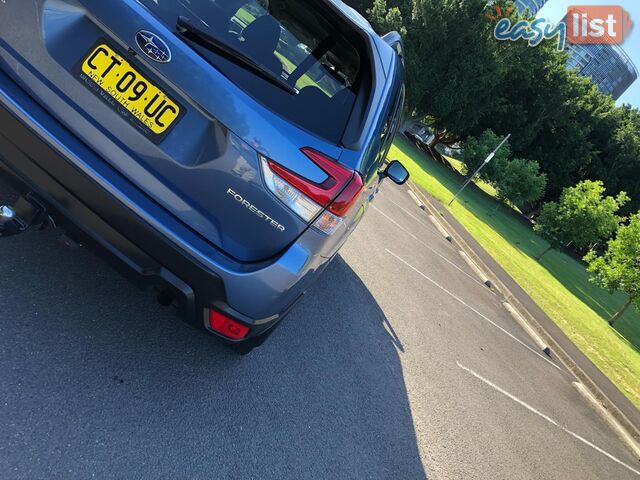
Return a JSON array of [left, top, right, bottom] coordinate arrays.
[[209, 310, 250, 340], [260, 148, 364, 235]]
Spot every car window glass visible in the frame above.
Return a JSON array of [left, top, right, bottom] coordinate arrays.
[[136, 0, 368, 144]]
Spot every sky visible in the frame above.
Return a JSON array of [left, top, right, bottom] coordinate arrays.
[[538, 0, 639, 107]]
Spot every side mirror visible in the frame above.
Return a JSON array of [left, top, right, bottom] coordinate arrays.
[[383, 160, 409, 185]]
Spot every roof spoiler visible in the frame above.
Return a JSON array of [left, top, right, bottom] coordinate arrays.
[[381, 31, 404, 62]]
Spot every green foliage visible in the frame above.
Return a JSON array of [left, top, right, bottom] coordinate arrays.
[[495, 158, 547, 210], [585, 214, 640, 320], [534, 201, 562, 249], [391, 137, 640, 408], [460, 130, 511, 183], [383, 1, 634, 202], [586, 105, 640, 213], [460, 131, 545, 211], [347, 0, 640, 211], [469, 29, 609, 201], [405, 0, 502, 138], [367, 0, 406, 35], [344, 0, 373, 15], [500, 73, 602, 201], [534, 180, 629, 251], [585, 214, 640, 299], [351, 0, 504, 139]]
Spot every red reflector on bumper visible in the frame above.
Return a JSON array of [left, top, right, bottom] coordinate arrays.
[[209, 310, 250, 340]]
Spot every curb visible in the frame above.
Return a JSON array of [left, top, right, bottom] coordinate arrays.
[[457, 250, 492, 288], [407, 180, 640, 459], [427, 214, 453, 242], [407, 189, 425, 209], [502, 301, 551, 355], [572, 381, 640, 460], [408, 189, 453, 243]]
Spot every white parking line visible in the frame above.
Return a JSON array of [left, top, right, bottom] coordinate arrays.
[[386, 249, 562, 372], [373, 206, 495, 294], [457, 361, 640, 477], [382, 196, 435, 230]]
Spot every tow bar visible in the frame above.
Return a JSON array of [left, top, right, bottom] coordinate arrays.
[[0, 194, 49, 238]]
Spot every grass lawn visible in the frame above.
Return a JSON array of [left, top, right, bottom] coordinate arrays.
[[443, 155, 498, 198], [233, 7, 256, 27], [274, 53, 332, 94], [390, 136, 640, 409]]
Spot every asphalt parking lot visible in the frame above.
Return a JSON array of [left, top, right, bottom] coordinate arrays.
[[1, 181, 639, 479]]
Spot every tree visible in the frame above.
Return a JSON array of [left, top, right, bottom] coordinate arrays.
[[471, 14, 571, 152], [411, 0, 505, 143], [584, 214, 640, 326], [533, 201, 562, 260], [344, 0, 373, 15], [366, 0, 505, 145], [588, 105, 640, 214], [497, 71, 601, 202], [495, 159, 547, 212], [367, 0, 406, 35], [460, 130, 511, 184], [534, 180, 629, 259], [351, 0, 640, 210]]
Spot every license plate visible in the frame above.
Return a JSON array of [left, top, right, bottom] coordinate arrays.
[[78, 42, 182, 142]]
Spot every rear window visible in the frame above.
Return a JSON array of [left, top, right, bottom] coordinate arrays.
[[136, 0, 370, 144]]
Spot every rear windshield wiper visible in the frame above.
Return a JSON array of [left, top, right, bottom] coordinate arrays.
[[176, 16, 297, 95]]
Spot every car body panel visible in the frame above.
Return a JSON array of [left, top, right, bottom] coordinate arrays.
[[0, 74, 353, 321], [0, 0, 406, 333], [1, 0, 353, 262]]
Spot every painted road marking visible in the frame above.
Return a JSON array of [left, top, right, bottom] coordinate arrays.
[[373, 206, 495, 294], [572, 381, 640, 460], [457, 361, 640, 477], [386, 249, 562, 372], [383, 196, 436, 230]]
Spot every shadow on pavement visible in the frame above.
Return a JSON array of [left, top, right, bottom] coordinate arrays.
[[0, 228, 427, 479]]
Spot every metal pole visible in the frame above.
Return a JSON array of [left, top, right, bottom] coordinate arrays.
[[448, 134, 511, 207]]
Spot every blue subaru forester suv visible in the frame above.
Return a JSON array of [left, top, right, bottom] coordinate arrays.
[[0, 0, 408, 353]]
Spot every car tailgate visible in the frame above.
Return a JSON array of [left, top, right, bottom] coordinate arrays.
[[0, 0, 343, 262]]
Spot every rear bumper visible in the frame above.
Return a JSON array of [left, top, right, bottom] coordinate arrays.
[[0, 73, 334, 342]]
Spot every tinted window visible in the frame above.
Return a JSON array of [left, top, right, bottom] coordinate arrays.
[[365, 84, 404, 175], [136, 0, 368, 144], [380, 86, 404, 158]]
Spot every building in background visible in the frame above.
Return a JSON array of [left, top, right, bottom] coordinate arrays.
[[514, 0, 548, 16], [488, 2, 637, 100], [559, 12, 638, 100], [565, 43, 638, 100]]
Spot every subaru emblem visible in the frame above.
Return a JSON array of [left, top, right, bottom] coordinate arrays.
[[136, 30, 172, 63]]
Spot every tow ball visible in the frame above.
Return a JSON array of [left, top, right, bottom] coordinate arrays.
[[0, 194, 49, 238]]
